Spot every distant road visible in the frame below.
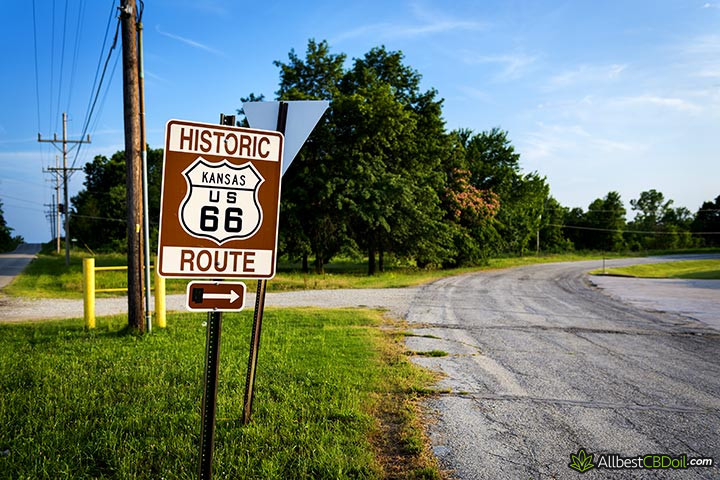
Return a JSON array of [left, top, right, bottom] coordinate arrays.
[[0, 243, 41, 289]]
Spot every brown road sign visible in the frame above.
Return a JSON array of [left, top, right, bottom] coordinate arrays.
[[157, 120, 283, 279], [186, 281, 246, 312]]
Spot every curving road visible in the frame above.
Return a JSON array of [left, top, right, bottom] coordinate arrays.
[[405, 258, 720, 479]]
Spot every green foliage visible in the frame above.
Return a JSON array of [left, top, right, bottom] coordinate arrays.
[[627, 189, 699, 250], [70, 148, 163, 252], [562, 192, 626, 251], [272, 39, 349, 273], [692, 195, 720, 247], [0, 200, 23, 252], [540, 197, 573, 252]]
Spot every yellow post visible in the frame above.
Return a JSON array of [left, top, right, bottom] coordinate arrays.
[[83, 258, 96, 329], [155, 268, 166, 328]]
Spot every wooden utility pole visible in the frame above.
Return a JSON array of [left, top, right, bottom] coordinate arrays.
[[39, 112, 89, 266], [42, 155, 62, 253], [120, 0, 145, 332]]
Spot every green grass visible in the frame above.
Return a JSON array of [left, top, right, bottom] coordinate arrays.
[[0, 309, 438, 479], [590, 259, 720, 279], [410, 350, 449, 358]]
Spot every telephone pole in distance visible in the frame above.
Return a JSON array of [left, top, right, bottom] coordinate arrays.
[[39, 112, 89, 266]]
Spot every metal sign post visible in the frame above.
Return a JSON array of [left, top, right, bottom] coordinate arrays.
[[198, 308, 222, 480], [197, 113, 236, 480], [242, 102, 288, 425]]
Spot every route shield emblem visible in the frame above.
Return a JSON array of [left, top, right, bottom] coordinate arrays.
[[179, 157, 264, 244]]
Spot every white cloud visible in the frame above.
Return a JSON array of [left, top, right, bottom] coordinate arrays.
[[333, 18, 486, 43], [456, 85, 493, 102], [155, 26, 225, 57], [519, 123, 645, 165], [332, 3, 487, 43], [546, 64, 627, 89], [611, 94, 702, 113], [459, 51, 537, 80]]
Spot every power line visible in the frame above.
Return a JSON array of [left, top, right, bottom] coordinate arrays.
[[1, 202, 45, 213], [65, 0, 86, 114], [70, 12, 121, 171], [54, 0, 70, 133], [71, 50, 122, 179], [71, 213, 126, 223], [88, 50, 121, 139], [0, 194, 44, 205], [49, 0, 56, 134], [549, 223, 720, 236], [31, 0, 42, 133]]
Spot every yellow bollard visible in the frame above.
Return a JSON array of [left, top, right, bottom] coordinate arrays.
[[155, 268, 166, 328], [83, 258, 96, 329]]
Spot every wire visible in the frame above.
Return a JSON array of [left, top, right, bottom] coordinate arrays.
[[548, 223, 720, 236], [71, 213, 126, 223], [31, 0, 42, 134], [70, 14, 121, 171], [65, 0, 86, 114], [89, 51, 120, 137], [0, 177, 47, 188], [70, 38, 121, 179], [54, 0, 69, 132], [49, 0, 56, 134], [1, 202, 46, 213], [0, 194, 44, 206]]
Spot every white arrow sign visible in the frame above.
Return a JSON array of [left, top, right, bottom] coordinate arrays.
[[243, 100, 329, 176], [186, 281, 246, 312], [203, 290, 241, 304]]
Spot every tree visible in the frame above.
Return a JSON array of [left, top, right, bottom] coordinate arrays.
[[629, 189, 694, 249], [630, 189, 672, 230], [585, 191, 626, 251], [692, 195, 720, 247], [271, 39, 349, 273], [337, 46, 451, 273], [539, 197, 573, 252], [461, 128, 549, 255], [71, 147, 163, 252], [563, 207, 589, 250], [0, 200, 23, 252]]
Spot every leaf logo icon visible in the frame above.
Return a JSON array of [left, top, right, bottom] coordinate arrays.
[[569, 448, 595, 473]]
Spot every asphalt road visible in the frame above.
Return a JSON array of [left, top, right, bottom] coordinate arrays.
[[405, 258, 720, 479], [0, 243, 41, 289]]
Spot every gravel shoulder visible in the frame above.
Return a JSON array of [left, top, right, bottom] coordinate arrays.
[[0, 287, 421, 322]]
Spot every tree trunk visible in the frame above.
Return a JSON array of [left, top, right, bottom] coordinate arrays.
[[379, 246, 384, 273], [314, 255, 324, 274], [302, 253, 309, 273], [368, 248, 376, 276]]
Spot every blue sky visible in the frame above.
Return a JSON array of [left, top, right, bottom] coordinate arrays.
[[1, 0, 718, 242]]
